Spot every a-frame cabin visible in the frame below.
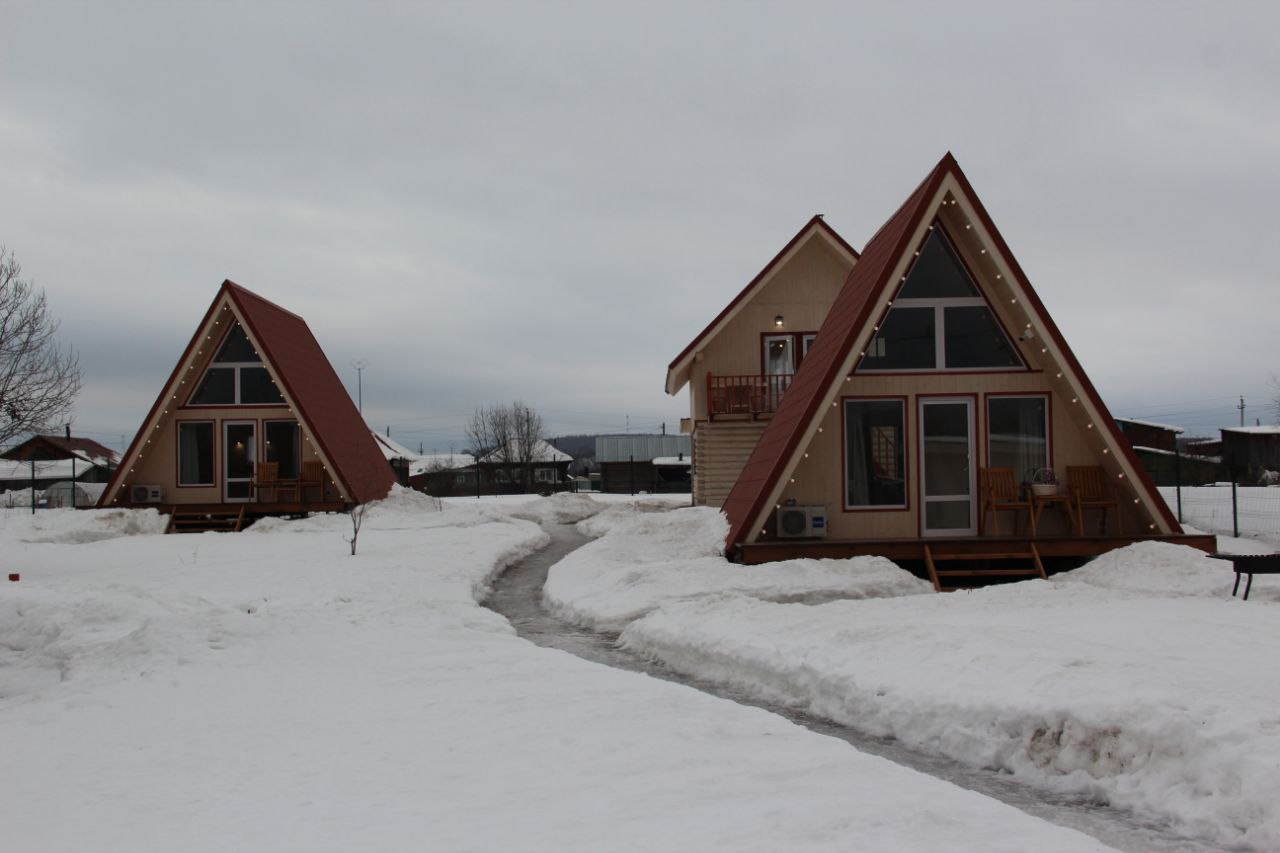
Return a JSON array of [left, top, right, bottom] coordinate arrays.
[[99, 280, 394, 531], [669, 154, 1213, 585]]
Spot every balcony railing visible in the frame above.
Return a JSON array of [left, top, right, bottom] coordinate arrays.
[[707, 373, 793, 418]]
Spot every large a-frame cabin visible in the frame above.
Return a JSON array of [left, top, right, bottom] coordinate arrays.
[[668, 154, 1213, 585], [99, 280, 394, 531]]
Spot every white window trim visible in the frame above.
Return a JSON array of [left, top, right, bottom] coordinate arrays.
[[858, 297, 1024, 374]]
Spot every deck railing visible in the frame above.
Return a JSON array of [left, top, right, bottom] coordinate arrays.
[[707, 373, 793, 417]]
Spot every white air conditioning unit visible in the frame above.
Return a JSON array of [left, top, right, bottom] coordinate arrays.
[[777, 505, 827, 538], [130, 485, 163, 503]]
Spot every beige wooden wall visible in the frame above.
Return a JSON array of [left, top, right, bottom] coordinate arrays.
[[125, 408, 323, 504], [687, 235, 853, 422], [777, 375, 1147, 538]]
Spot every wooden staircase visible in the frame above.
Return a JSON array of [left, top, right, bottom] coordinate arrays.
[[923, 543, 1047, 592], [165, 505, 247, 534]]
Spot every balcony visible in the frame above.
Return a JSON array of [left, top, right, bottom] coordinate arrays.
[[707, 373, 793, 418]]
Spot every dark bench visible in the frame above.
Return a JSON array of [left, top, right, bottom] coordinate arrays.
[[1209, 553, 1280, 601]]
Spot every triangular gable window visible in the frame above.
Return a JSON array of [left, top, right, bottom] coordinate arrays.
[[859, 223, 1022, 372], [189, 321, 286, 406]]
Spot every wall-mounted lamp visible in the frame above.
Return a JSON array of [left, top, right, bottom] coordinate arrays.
[[774, 315, 785, 327]]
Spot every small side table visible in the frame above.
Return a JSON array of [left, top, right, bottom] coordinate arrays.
[[1029, 493, 1076, 538]]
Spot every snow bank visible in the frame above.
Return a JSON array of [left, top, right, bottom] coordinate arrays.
[[545, 506, 931, 631], [617, 543, 1280, 849], [0, 506, 168, 544], [0, 492, 1107, 851]]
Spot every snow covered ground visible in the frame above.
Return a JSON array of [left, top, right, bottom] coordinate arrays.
[[546, 505, 1280, 850], [0, 492, 1110, 852]]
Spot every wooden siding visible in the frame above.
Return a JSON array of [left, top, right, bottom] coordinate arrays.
[[779, 373, 1130, 539], [688, 235, 853, 421], [693, 421, 767, 507]]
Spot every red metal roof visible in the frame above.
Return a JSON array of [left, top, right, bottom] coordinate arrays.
[[1, 434, 117, 463], [666, 216, 859, 392], [721, 153, 1179, 553], [721, 159, 949, 552], [100, 281, 393, 507], [225, 281, 394, 505]]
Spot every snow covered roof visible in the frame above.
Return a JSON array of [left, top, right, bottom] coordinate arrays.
[[651, 456, 692, 466], [372, 432, 420, 461], [1116, 418, 1184, 434], [479, 440, 572, 464], [1222, 426, 1280, 435], [410, 453, 475, 475]]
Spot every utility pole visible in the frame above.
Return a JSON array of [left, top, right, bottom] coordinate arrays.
[[352, 359, 368, 414], [1238, 395, 1246, 427]]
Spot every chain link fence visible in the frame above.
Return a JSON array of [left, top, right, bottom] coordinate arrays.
[[1159, 484, 1280, 545]]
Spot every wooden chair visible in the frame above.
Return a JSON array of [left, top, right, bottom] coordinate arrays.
[[979, 467, 1033, 536], [298, 460, 326, 502], [252, 461, 281, 502], [1067, 465, 1121, 535]]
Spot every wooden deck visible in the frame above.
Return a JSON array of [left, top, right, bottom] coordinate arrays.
[[736, 533, 1217, 565], [160, 501, 348, 533]]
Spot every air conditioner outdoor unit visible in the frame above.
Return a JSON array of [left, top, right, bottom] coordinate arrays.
[[130, 485, 163, 503], [777, 505, 827, 538]]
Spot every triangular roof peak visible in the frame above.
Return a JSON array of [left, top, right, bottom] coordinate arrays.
[[100, 281, 393, 508], [721, 153, 1180, 553], [665, 215, 859, 395]]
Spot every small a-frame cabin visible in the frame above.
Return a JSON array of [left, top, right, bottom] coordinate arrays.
[[668, 154, 1213, 585], [99, 281, 394, 531]]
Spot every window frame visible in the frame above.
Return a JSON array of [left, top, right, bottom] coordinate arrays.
[[984, 393, 1052, 482], [841, 396, 910, 512], [175, 420, 216, 487], [263, 419, 302, 480], [758, 330, 820, 375], [857, 222, 1025, 374], [185, 323, 287, 408]]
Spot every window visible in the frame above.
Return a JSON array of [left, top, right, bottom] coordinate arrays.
[[988, 396, 1048, 481], [189, 323, 285, 406], [177, 422, 214, 486], [534, 468, 556, 483], [761, 332, 819, 375], [859, 224, 1022, 372], [265, 421, 300, 479], [763, 335, 794, 374], [844, 400, 906, 507]]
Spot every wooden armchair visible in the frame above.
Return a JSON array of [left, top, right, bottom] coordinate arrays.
[[253, 461, 298, 503], [1067, 465, 1121, 535], [979, 467, 1032, 536], [298, 460, 326, 503]]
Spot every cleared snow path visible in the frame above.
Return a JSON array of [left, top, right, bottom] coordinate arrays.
[[486, 523, 1220, 853]]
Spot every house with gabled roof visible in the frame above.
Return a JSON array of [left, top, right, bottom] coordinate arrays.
[[98, 280, 394, 529], [668, 154, 1213, 584]]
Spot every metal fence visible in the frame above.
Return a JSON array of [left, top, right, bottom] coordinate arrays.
[[1158, 484, 1280, 543]]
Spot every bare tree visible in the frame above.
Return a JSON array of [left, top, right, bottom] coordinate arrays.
[[344, 503, 368, 555], [1272, 374, 1280, 425], [465, 400, 545, 492], [0, 248, 81, 447]]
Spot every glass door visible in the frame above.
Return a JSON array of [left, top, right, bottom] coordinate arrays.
[[223, 421, 256, 502], [919, 399, 975, 536]]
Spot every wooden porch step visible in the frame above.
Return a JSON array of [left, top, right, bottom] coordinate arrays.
[[164, 505, 247, 534], [924, 543, 1047, 593]]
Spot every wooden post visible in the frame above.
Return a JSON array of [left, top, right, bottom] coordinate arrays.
[[1174, 445, 1182, 523], [1231, 479, 1239, 539]]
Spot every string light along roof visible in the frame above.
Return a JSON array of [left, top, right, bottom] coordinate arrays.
[[720, 152, 1181, 554]]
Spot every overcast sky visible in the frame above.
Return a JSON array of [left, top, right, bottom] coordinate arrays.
[[2, 1, 1277, 452]]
